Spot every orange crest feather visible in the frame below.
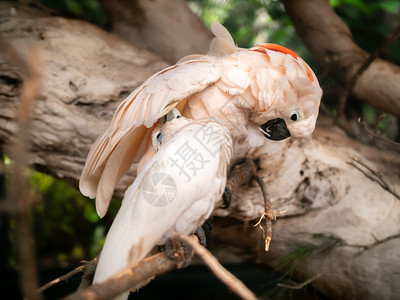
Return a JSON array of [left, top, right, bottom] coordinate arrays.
[[256, 43, 299, 59]]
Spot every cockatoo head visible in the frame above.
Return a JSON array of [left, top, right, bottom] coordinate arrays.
[[152, 108, 190, 151], [249, 44, 322, 141]]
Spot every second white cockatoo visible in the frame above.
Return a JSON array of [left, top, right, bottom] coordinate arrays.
[[80, 22, 322, 218], [93, 109, 233, 298]]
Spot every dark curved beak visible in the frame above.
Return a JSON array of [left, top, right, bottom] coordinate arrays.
[[260, 118, 291, 141]]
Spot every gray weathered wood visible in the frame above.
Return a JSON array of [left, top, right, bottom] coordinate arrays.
[[0, 1, 167, 192]]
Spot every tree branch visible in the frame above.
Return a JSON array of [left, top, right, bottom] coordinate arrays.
[[64, 249, 186, 300], [99, 0, 213, 63], [64, 233, 257, 300], [281, 0, 400, 116], [357, 118, 400, 153], [7, 45, 42, 300], [38, 265, 85, 294], [347, 156, 400, 200], [0, 1, 168, 196], [174, 233, 257, 300], [349, 233, 400, 256], [277, 273, 323, 290], [224, 159, 287, 251]]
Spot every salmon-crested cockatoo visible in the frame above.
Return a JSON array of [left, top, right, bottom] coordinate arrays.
[[93, 109, 233, 298], [79, 22, 322, 218]]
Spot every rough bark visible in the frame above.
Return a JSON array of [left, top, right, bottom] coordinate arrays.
[[0, 1, 168, 190], [282, 0, 400, 116], [99, 0, 213, 63], [1, 2, 400, 300], [212, 121, 400, 299]]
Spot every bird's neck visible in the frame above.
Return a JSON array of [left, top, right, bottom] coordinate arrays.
[[182, 87, 258, 142]]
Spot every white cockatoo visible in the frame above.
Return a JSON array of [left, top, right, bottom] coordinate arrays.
[[93, 109, 233, 298], [80, 22, 322, 218]]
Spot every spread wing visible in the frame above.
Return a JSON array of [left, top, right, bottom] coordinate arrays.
[[79, 59, 221, 216]]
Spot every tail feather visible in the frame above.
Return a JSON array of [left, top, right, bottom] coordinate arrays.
[[93, 197, 159, 286]]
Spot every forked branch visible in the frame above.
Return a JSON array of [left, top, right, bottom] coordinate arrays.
[[347, 156, 400, 200], [226, 158, 287, 251], [59, 233, 256, 300]]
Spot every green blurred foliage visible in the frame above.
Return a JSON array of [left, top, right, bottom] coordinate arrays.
[[329, 0, 399, 140], [30, 171, 121, 266], [331, 0, 400, 64], [189, 0, 400, 70], [30, 171, 99, 264], [188, 0, 309, 57], [1, 163, 120, 270]]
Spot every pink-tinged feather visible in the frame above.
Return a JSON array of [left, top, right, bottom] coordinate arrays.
[[79, 23, 322, 217]]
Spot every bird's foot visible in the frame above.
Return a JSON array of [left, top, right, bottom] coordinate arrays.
[[220, 158, 258, 209], [194, 219, 212, 247], [220, 185, 232, 209], [164, 220, 213, 268], [164, 236, 193, 268]]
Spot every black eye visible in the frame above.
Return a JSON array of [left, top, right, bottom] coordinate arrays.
[[156, 131, 162, 144], [177, 115, 181, 118], [290, 112, 299, 121]]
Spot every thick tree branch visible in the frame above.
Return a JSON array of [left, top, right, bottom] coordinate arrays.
[[281, 0, 400, 116], [99, 0, 213, 63], [0, 1, 168, 196]]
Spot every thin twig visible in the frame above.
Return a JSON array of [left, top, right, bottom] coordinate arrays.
[[345, 233, 400, 256], [225, 158, 286, 252], [37, 258, 99, 294], [253, 174, 287, 252], [174, 233, 257, 300], [78, 258, 99, 289], [357, 118, 400, 153], [9, 47, 42, 300], [347, 156, 399, 200], [277, 273, 323, 290], [38, 266, 85, 294], [374, 114, 386, 134]]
